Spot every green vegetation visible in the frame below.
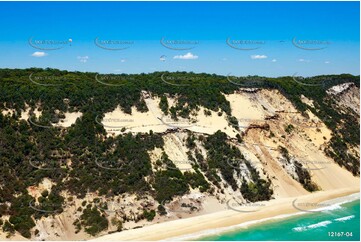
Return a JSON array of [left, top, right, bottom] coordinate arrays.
[[279, 146, 319, 192], [8, 194, 36, 238], [111, 217, 123, 232], [294, 161, 319, 192], [79, 206, 108, 236], [184, 170, 210, 192], [204, 131, 273, 201], [0, 68, 358, 238], [240, 163, 273, 202], [273, 75, 360, 175], [2, 221, 15, 237], [185, 133, 196, 149], [157, 204, 167, 216], [285, 124, 294, 134], [153, 155, 189, 202], [159, 95, 169, 115], [142, 209, 156, 221], [227, 115, 240, 130]]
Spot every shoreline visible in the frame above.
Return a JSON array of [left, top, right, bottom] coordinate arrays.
[[167, 192, 360, 241], [91, 187, 359, 241]]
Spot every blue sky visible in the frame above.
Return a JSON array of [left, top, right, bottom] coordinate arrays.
[[0, 1, 359, 77]]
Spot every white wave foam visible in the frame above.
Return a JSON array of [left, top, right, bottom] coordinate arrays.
[[293, 227, 307, 232], [293, 220, 332, 232], [307, 193, 359, 212], [164, 193, 359, 241], [308, 220, 332, 228], [311, 204, 342, 212], [163, 212, 304, 241], [334, 215, 355, 222]]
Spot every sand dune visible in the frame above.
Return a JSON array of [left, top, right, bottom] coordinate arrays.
[[91, 89, 359, 241], [3, 89, 358, 241]]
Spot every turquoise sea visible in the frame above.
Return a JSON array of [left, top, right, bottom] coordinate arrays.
[[198, 198, 360, 241]]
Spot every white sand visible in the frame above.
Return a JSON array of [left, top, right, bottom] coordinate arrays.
[[1, 108, 17, 117], [2, 89, 359, 241], [92, 188, 359, 241], [326, 82, 353, 95], [188, 107, 237, 137], [162, 133, 194, 172], [54, 111, 82, 128]]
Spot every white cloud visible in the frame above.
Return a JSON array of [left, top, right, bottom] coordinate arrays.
[[173, 52, 198, 60], [251, 55, 267, 59], [271, 59, 277, 62], [31, 51, 47, 57], [325, 61, 330, 64], [222, 57, 227, 61], [120, 59, 126, 63], [298, 58, 310, 63], [77, 56, 89, 63]]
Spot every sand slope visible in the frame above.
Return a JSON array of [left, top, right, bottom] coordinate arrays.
[[91, 88, 359, 241]]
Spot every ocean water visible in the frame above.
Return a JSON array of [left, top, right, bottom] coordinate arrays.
[[199, 199, 360, 241]]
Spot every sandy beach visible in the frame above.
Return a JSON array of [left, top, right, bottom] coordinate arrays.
[[91, 187, 359, 241]]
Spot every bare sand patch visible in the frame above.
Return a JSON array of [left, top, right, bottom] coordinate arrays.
[[54, 111, 82, 128]]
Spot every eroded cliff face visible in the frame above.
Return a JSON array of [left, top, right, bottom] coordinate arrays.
[[1, 85, 359, 241]]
